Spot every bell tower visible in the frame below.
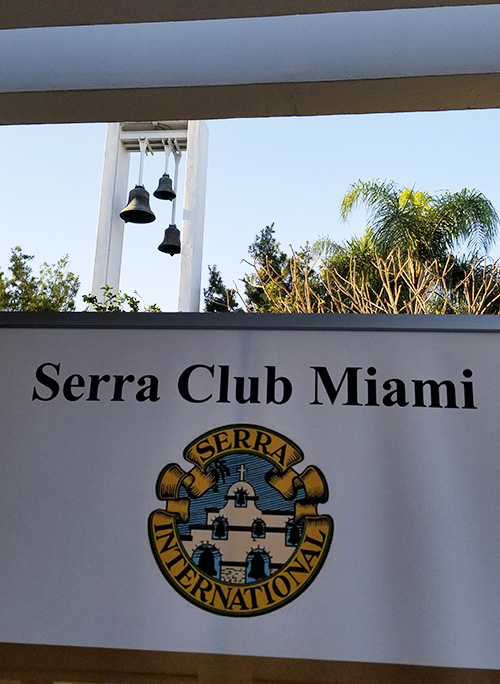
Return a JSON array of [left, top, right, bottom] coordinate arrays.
[[91, 120, 209, 311]]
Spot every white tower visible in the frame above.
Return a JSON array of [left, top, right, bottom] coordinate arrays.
[[91, 120, 209, 312]]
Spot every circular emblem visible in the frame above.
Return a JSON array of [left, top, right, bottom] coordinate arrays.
[[148, 424, 333, 617]]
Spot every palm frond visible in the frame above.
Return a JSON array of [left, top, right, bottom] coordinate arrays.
[[340, 179, 398, 223], [432, 189, 499, 255]]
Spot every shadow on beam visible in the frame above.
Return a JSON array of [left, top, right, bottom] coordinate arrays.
[[1, 74, 500, 126], [2, 0, 500, 29]]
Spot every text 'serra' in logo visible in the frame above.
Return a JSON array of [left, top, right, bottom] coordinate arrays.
[[148, 424, 333, 617]]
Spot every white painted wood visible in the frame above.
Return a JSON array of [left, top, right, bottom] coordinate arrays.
[[91, 120, 207, 310], [2, 7, 500, 94], [91, 123, 130, 298], [177, 121, 209, 312]]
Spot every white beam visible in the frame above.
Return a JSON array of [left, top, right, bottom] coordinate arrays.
[[91, 123, 130, 297], [177, 121, 209, 312]]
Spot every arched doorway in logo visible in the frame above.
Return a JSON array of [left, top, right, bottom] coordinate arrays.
[[192, 543, 221, 579], [246, 549, 271, 582]]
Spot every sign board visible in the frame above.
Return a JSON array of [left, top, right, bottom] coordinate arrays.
[[1, 313, 500, 671]]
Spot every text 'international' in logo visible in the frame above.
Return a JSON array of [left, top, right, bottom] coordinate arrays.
[[148, 424, 333, 616]]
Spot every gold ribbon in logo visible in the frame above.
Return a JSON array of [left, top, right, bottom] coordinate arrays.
[[149, 424, 333, 616]]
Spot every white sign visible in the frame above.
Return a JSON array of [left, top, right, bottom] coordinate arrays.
[[1, 315, 499, 670]]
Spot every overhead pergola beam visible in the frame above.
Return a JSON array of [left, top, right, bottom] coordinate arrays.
[[1, 74, 500, 127], [1, 1, 499, 125], [1, 0, 498, 29]]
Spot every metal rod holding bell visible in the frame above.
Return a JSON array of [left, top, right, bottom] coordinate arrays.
[[158, 140, 182, 256], [153, 140, 176, 201]]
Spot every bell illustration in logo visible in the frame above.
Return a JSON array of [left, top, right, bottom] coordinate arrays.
[[148, 424, 333, 617]]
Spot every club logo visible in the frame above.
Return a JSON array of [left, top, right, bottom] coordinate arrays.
[[148, 424, 333, 616]]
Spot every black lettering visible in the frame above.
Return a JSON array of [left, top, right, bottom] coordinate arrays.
[[235, 376, 260, 404], [268, 443, 288, 466], [189, 575, 214, 603], [154, 523, 177, 554], [196, 438, 216, 460], [178, 364, 214, 403], [285, 558, 310, 587], [63, 374, 85, 401], [136, 375, 160, 402], [109, 374, 134, 401], [266, 366, 292, 404], [228, 588, 248, 611], [87, 374, 111, 401], [262, 581, 276, 605], [213, 430, 231, 454], [243, 584, 263, 610], [301, 548, 321, 571], [462, 369, 477, 409], [217, 365, 230, 403], [311, 367, 362, 406], [304, 530, 327, 548], [165, 552, 184, 570], [253, 430, 272, 455], [382, 378, 409, 407], [271, 575, 291, 598], [209, 583, 231, 609], [413, 379, 458, 408], [175, 563, 196, 587], [365, 366, 379, 406], [32, 362, 60, 401], [233, 428, 251, 450]]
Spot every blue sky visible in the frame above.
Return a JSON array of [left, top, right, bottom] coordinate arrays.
[[1, 109, 500, 311]]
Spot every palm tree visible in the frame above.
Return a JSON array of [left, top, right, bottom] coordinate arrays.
[[340, 180, 499, 265], [209, 460, 231, 492], [309, 180, 500, 313]]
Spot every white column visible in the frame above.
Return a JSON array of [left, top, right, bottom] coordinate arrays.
[[91, 122, 130, 297], [177, 120, 209, 312]]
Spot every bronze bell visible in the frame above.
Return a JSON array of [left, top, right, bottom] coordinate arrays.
[[158, 224, 181, 256], [153, 174, 176, 201], [119, 185, 155, 224]]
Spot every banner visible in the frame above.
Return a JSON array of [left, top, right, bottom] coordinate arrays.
[[1, 314, 499, 669]]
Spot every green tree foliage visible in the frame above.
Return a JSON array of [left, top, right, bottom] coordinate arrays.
[[243, 224, 288, 312], [83, 285, 161, 312], [205, 181, 500, 315], [205, 224, 329, 313], [321, 180, 500, 312], [203, 265, 240, 312], [339, 180, 499, 264], [0, 247, 79, 311], [204, 225, 321, 313]]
